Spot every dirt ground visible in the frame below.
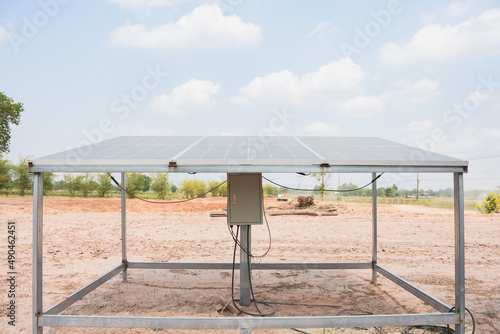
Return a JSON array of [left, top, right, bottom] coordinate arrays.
[[0, 196, 499, 334]]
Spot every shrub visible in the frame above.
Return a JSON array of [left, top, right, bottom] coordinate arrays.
[[477, 192, 500, 214], [180, 179, 206, 199], [151, 173, 170, 200], [208, 180, 227, 197]]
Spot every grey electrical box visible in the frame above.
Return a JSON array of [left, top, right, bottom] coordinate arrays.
[[227, 173, 263, 225]]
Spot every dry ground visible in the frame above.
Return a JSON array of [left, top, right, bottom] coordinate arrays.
[[0, 196, 499, 334]]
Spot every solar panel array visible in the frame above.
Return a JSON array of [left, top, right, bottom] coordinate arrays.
[[33, 135, 467, 170]]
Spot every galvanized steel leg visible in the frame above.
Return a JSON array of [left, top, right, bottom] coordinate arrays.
[[121, 173, 127, 282], [33, 172, 44, 333], [371, 172, 378, 284], [454, 173, 465, 333], [240, 225, 251, 307]]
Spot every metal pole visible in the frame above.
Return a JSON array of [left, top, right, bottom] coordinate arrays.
[[454, 173, 465, 333], [33, 172, 44, 333], [239, 225, 251, 307], [121, 173, 127, 282], [371, 172, 378, 284]]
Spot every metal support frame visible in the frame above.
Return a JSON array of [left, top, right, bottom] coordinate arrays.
[[371, 172, 377, 284], [239, 225, 251, 306], [33, 172, 43, 334], [32, 172, 466, 333], [454, 173, 466, 333], [121, 172, 127, 282]]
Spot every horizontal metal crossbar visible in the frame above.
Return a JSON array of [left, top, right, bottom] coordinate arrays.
[[127, 262, 372, 270], [29, 164, 467, 174], [39, 313, 458, 329], [375, 264, 452, 313], [44, 264, 124, 315]]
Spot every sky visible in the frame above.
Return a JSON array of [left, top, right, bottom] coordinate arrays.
[[1, 0, 499, 192]]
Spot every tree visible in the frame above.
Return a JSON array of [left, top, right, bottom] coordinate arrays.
[[96, 173, 112, 197], [180, 179, 206, 199], [63, 174, 81, 197], [208, 180, 227, 197], [0, 92, 24, 153], [11, 156, 33, 196], [263, 184, 278, 197], [43, 172, 55, 195], [80, 173, 97, 198], [0, 156, 12, 194], [126, 173, 146, 198], [311, 172, 330, 201], [151, 173, 170, 199], [339, 182, 362, 196], [137, 174, 151, 192]]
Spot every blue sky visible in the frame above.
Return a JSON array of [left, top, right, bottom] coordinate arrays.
[[1, 0, 499, 191]]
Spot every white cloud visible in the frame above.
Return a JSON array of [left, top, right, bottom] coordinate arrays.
[[0, 26, 8, 44], [108, 0, 189, 10], [443, 1, 474, 17], [398, 79, 439, 104], [304, 122, 341, 135], [236, 58, 365, 108], [328, 95, 387, 119], [404, 120, 435, 133], [150, 79, 220, 115], [307, 21, 337, 39], [109, 4, 262, 49], [380, 8, 500, 65]]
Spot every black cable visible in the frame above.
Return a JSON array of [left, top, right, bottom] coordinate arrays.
[[403, 307, 475, 334], [402, 325, 454, 333], [226, 189, 272, 259], [107, 172, 226, 204], [230, 226, 276, 317], [262, 173, 384, 193], [271, 301, 340, 308]]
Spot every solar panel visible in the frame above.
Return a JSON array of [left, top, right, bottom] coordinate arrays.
[[30, 135, 468, 173]]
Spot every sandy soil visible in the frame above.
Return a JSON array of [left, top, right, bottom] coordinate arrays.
[[0, 196, 499, 334]]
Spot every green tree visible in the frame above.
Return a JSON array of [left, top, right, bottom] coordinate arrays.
[[311, 172, 330, 201], [263, 184, 278, 197], [0, 93, 24, 153], [126, 173, 146, 198], [208, 180, 227, 197], [80, 173, 97, 198], [96, 173, 112, 197], [43, 172, 55, 195], [137, 174, 151, 191], [180, 179, 206, 199], [339, 182, 362, 196], [0, 156, 12, 194], [12, 156, 33, 196], [151, 173, 170, 199], [63, 174, 81, 197]]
